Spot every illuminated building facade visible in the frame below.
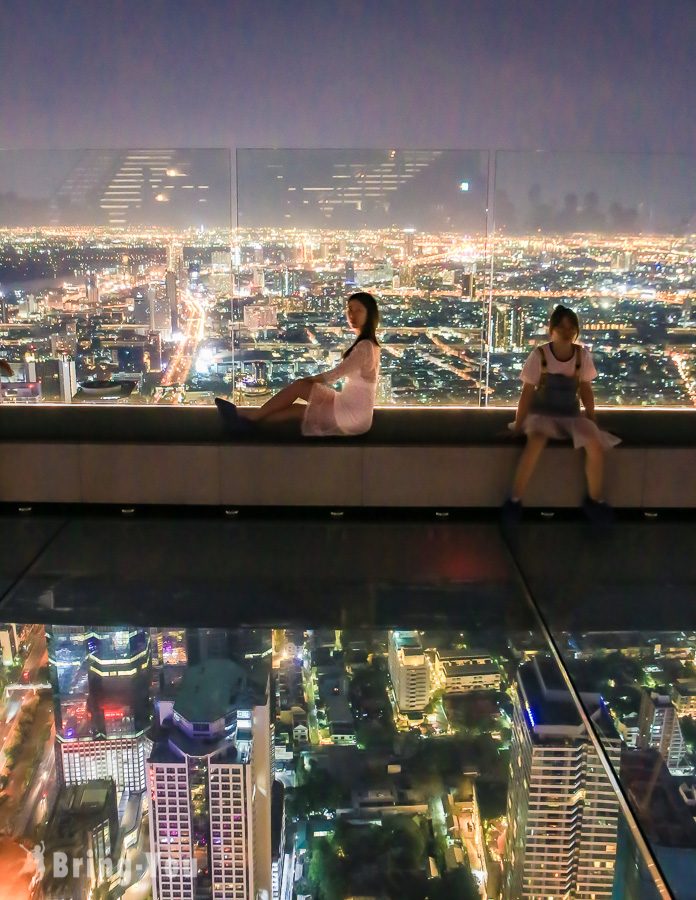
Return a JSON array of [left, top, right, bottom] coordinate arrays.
[[147, 659, 272, 900], [638, 690, 687, 775], [503, 658, 620, 899], [48, 626, 153, 795], [388, 630, 431, 713]]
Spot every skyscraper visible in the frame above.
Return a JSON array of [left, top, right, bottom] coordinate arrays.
[[86, 273, 99, 307], [388, 631, 431, 715], [492, 303, 525, 351], [49, 626, 153, 795], [637, 689, 687, 775], [147, 658, 272, 900], [166, 270, 178, 334], [503, 658, 620, 899], [132, 287, 151, 326]]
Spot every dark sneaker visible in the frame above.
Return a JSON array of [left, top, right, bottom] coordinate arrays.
[[582, 496, 614, 525], [215, 398, 256, 435], [501, 497, 523, 526]]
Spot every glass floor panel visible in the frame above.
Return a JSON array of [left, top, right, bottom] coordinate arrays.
[[0, 511, 691, 898], [506, 519, 696, 899]]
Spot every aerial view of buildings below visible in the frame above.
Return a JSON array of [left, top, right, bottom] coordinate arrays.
[[0, 621, 693, 898], [0, 148, 693, 409]]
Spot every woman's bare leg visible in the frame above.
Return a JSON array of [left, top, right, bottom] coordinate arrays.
[[255, 405, 308, 426], [584, 439, 605, 501], [243, 379, 314, 421], [511, 433, 548, 499]]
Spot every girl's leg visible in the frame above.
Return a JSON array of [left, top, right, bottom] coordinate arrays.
[[243, 379, 314, 421], [584, 439, 605, 501], [511, 433, 548, 499]]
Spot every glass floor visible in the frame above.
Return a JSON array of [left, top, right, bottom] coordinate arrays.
[[0, 509, 694, 899]]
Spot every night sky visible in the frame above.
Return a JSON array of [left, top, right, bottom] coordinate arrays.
[[1, 0, 694, 153]]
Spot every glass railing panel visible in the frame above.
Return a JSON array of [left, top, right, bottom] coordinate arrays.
[[506, 518, 696, 896], [0, 511, 671, 897], [0, 148, 233, 405], [489, 150, 696, 408], [234, 148, 491, 407]]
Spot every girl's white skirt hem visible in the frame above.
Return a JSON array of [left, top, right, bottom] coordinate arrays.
[[520, 413, 621, 450]]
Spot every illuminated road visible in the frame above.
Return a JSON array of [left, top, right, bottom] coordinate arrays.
[[162, 289, 206, 388]]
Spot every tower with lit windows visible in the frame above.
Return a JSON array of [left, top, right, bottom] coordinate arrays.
[[48, 625, 153, 795], [503, 657, 621, 899], [147, 658, 272, 900], [388, 631, 431, 714], [637, 689, 687, 775]]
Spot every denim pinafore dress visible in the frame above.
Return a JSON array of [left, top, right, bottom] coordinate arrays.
[[530, 345, 582, 417]]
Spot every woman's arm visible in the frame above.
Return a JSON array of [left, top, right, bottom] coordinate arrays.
[[513, 383, 536, 431], [579, 381, 596, 421], [315, 342, 367, 384]]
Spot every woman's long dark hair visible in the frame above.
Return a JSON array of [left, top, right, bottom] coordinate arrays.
[[343, 291, 380, 358]]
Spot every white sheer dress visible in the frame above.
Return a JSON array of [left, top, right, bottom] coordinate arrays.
[[302, 339, 380, 437]]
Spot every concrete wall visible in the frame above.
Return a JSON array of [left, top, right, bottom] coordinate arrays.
[[0, 442, 693, 508]]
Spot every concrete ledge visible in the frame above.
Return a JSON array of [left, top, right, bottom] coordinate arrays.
[[0, 441, 692, 508], [0, 407, 693, 508]]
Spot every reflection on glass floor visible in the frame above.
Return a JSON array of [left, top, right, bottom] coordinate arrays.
[[0, 513, 692, 898]]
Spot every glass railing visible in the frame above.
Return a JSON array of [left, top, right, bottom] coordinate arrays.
[[1, 148, 694, 409], [0, 510, 686, 897], [234, 148, 490, 407], [0, 148, 234, 405], [487, 150, 696, 408]]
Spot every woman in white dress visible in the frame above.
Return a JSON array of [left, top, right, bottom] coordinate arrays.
[[216, 292, 380, 436]]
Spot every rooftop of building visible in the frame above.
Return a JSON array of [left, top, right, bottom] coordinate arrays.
[[518, 657, 617, 739], [436, 648, 494, 661], [174, 657, 266, 724]]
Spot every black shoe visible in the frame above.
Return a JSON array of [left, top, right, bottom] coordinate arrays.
[[501, 497, 523, 526], [215, 398, 256, 434], [582, 496, 614, 525]]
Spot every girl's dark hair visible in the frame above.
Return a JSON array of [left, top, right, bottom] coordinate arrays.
[[343, 291, 380, 358], [549, 304, 580, 339]]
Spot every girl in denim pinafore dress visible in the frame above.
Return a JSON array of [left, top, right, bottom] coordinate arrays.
[[503, 305, 619, 522]]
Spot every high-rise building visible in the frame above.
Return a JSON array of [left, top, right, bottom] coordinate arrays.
[[638, 690, 687, 775], [388, 631, 430, 714], [403, 229, 415, 259], [252, 266, 266, 293], [503, 658, 620, 899], [149, 285, 172, 337], [147, 659, 272, 900], [460, 272, 475, 299], [48, 626, 153, 796], [166, 270, 178, 333], [86, 273, 99, 307], [147, 331, 163, 372], [43, 780, 119, 899], [492, 303, 525, 351], [672, 680, 696, 718], [132, 287, 150, 326], [59, 356, 77, 403], [344, 261, 356, 285], [27, 357, 75, 402], [0, 623, 19, 666]]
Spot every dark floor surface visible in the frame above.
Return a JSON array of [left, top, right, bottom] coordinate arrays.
[[4, 508, 694, 631]]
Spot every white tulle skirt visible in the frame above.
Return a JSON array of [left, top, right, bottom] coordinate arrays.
[[518, 413, 621, 450]]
